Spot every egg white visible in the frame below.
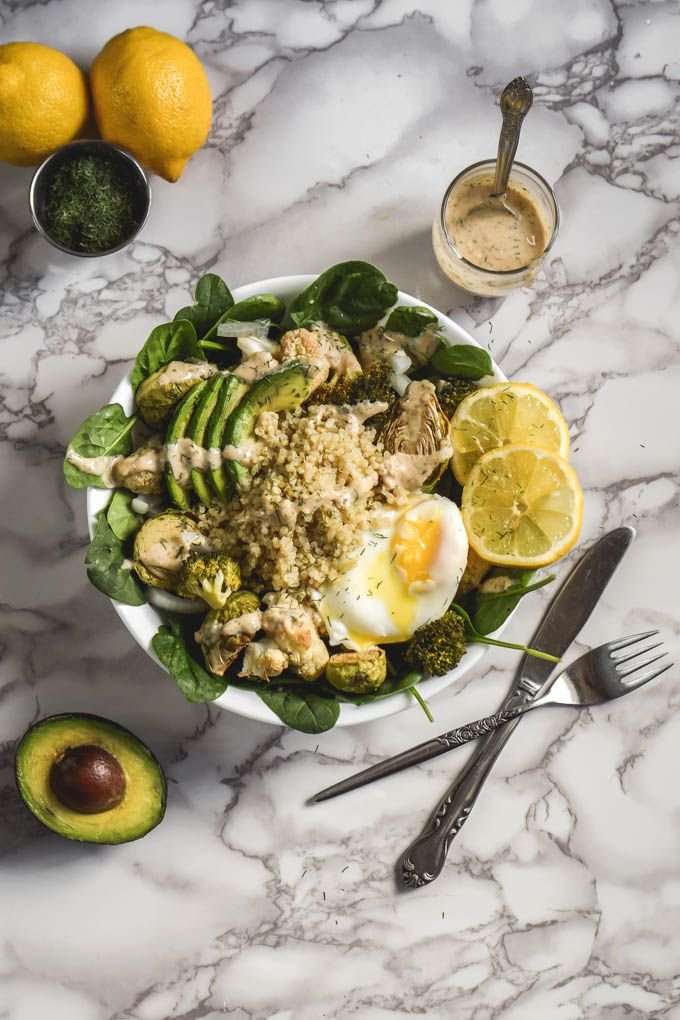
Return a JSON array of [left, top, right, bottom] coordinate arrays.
[[319, 495, 468, 650]]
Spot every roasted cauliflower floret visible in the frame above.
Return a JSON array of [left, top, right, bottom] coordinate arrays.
[[325, 648, 387, 693], [195, 591, 261, 677], [136, 361, 217, 427], [132, 510, 208, 590], [176, 553, 241, 610], [260, 594, 329, 681], [279, 324, 361, 386], [111, 434, 164, 495], [239, 637, 288, 681]]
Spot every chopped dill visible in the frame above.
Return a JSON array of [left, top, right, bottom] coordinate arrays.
[[43, 152, 143, 254]]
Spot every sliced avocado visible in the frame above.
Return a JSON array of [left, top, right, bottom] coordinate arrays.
[[187, 374, 225, 507], [205, 374, 248, 502], [165, 379, 210, 509], [222, 360, 319, 487], [15, 713, 166, 845]]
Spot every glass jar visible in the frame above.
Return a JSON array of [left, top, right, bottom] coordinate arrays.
[[432, 159, 559, 296]]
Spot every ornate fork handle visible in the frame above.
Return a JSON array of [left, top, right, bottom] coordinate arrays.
[[398, 692, 531, 889], [435, 705, 524, 749]]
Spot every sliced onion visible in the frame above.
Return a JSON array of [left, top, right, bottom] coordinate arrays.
[[237, 335, 278, 357], [391, 372, 410, 396], [216, 319, 270, 339], [131, 496, 150, 514], [147, 588, 206, 614], [387, 351, 412, 374]]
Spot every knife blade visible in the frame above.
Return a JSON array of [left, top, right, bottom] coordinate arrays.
[[311, 526, 635, 806]]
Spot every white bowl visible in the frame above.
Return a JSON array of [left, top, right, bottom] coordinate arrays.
[[87, 275, 508, 728]]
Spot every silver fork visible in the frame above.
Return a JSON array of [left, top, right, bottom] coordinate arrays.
[[432, 630, 672, 749], [312, 631, 672, 804]]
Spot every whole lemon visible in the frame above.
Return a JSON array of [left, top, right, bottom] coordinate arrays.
[[0, 42, 89, 166], [90, 27, 212, 183]]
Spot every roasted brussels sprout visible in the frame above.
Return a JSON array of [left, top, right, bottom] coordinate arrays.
[[132, 510, 207, 590], [325, 647, 387, 693], [455, 548, 492, 598], [382, 380, 451, 489], [111, 435, 164, 495], [195, 591, 261, 676], [136, 361, 217, 427]]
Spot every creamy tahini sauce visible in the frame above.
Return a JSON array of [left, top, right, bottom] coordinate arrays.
[[445, 173, 548, 271], [65, 449, 123, 487], [383, 444, 453, 491]]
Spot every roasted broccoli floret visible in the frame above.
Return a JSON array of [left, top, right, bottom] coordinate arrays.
[[325, 648, 387, 693], [195, 590, 261, 676], [406, 602, 559, 677], [405, 610, 468, 677], [133, 510, 207, 590], [176, 553, 241, 609], [434, 378, 477, 419], [308, 361, 394, 409]]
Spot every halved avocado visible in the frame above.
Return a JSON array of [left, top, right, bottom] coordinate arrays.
[[205, 374, 248, 502], [15, 713, 166, 845], [187, 374, 226, 507], [222, 360, 319, 487], [165, 379, 210, 509]]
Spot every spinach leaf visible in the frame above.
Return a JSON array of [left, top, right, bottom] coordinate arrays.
[[106, 490, 143, 541], [63, 403, 136, 490], [85, 513, 146, 606], [385, 306, 438, 337], [174, 273, 234, 338], [131, 320, 203, 391], [257, 687, 340, 733], [289, 261, 398, 335], [431, 342, 493, 380], [226, 294, 286, 325], [152, 619, 228, 703], [472, 569, 555, 635]]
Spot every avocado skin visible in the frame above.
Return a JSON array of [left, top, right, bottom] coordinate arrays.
[[15, 713, 167, 845]]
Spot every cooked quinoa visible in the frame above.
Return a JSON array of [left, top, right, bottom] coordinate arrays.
[[202, 405, 409, 593]]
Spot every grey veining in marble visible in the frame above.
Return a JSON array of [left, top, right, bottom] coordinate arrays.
[[1, 1, 680, 1017]]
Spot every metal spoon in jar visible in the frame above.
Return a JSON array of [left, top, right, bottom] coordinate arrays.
[[472, 76, 533, 220]]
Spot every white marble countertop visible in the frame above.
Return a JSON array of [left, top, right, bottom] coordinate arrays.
[[2, 1, 680, 1017]]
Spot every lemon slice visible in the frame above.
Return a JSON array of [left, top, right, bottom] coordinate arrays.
[[451, 382, 570, 484], [461, 444, 583, 567]]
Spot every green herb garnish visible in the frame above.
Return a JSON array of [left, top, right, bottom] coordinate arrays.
[[44, 153, 142, 253]]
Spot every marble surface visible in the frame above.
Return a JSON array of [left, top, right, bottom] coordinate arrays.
[[1, 0, 680, 1017]]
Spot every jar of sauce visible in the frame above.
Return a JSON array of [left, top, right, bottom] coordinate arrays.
[[432, 159, 559, 296]]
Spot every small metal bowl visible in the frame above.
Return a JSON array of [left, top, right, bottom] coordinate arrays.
[[29, 139, 151, 257]]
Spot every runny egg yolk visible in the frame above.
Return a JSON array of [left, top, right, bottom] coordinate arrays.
[[392, 511, 443, 590]]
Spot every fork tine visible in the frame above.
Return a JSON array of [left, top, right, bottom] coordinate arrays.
[[623, 660, 674, 690], [618, 652, 668, 679], [608, 630, 659, 653], [614, 641, 664, 667]]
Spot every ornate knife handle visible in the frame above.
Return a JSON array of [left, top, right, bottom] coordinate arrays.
[[398, 694, 530, 889]]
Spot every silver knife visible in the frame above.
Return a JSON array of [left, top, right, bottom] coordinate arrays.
[[395, 525, 635, 887]]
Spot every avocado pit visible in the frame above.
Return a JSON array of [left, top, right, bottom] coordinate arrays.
[[49, 744, 126, 814]]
